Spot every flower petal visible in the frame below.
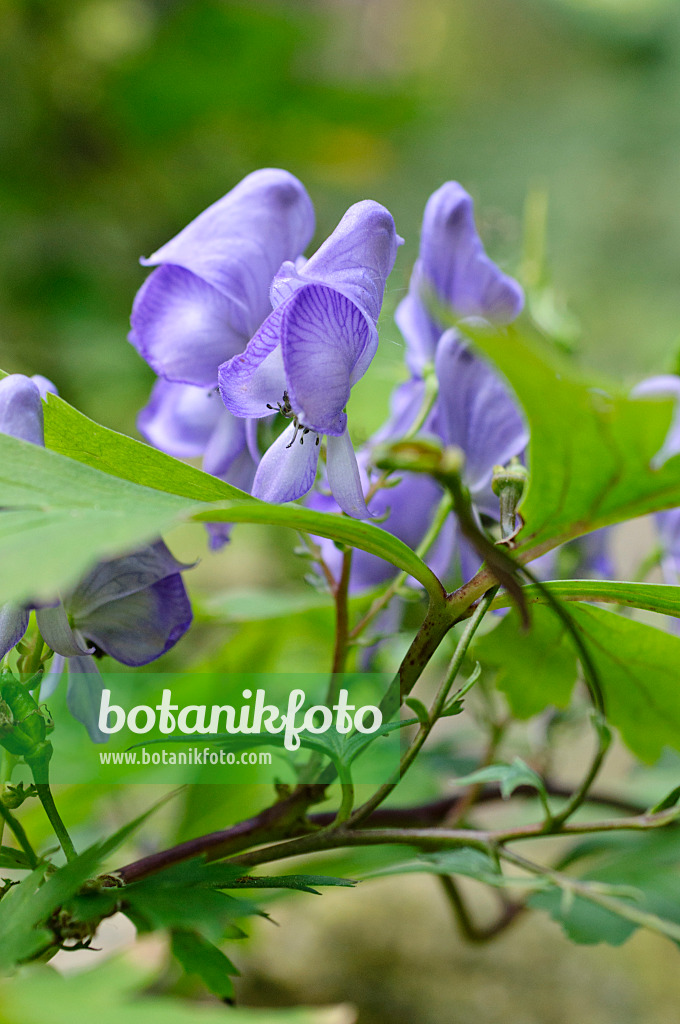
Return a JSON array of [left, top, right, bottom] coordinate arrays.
[[252, 422, 320, 504], [326, 428, 372, 519], [396, 182, 523, 373], [76, 574, 193, 667], [30, 375, 58, 399], [218, 305, 287, 418], [65, 656, 107, 743], [36, 604, 94, 657], [138, 379, 224, 460], [0, 604, 29, 659], [66, 541, 192, 620], [282, 284, 374, 435], [435, 332, 528, 494], [142, 168, 315, 326], [130, 265, 247, 386], [272, 200, 401, 327], [40, 653, 65, 700], [0, 375, 44, 446], [417, 182, 524, 321], [633, 375, 680, 465]]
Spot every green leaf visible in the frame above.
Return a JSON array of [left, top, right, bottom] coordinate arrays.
[[0, 957, 356, 1023], [43, 393, 248, 504], [0, 845, 31, 869], [473, 605, 579, 719], [481, 601, 680, 762], [0, 433, 199, 605], [365, 848, 507, 886], [450, 757, 550, 809], [230, 874, 356, 895], [492, 579, 680, 620], [531, 829, 680, 946], [171, 930, 239, 1001], [0, 430, 441, 606], [462, 325, 680, 559], [404, 697, 429, 726]]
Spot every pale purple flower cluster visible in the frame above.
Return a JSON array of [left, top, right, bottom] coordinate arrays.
[[130, 170, 529, 587], [0, 374, 192, 740]]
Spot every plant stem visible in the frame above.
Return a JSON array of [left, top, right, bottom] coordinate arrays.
[[349, 494, 453, 642], [0, 802, 39, 868], [35, 784, 77, 862], [330, 548, 352, 677], [343, 590, 497, 828], [439, 875, 524, 943]]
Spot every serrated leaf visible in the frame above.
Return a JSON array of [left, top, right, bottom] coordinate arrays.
[[230, 874, 356, 895], [462, 324, 680, 559], [171, 930, 239, 1001], [450, 757, 550, 809]]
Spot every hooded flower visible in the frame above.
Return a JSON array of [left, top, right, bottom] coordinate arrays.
[[218, 200, 402, 517], [130, 168, 315, 386], [132, 169, 316, 543], [395, 181, 524, 377], [0, 374, 193, 740], [311, 184, 527, 590]]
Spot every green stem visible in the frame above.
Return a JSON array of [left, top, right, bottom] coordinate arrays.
[[347, 589, 496, 827], [349, 493, 453, 643], [0, 802, 39, 868], [35, 784, 77, 862], [549, 714, 611, 829], [499, 846, 680, 946]]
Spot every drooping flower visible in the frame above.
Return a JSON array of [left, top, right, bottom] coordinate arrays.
[[0, 374, 193, 740], [131, 169, 316, 543], [218, 200, 402, 517]]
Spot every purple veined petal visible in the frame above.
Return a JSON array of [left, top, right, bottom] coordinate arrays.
[[0, 604, 29, 659], [326, 428, 372, 519], [632, 375, 680, 464], [0, 375, 44, 446], [130, 264, 248, 386], [271, 200, 402, 326], [36, 604, 94, 657], [435, 332, 528, 494], [30, 375, 58, 399], [282, 284, 374, 435], [66, 541, 193, 620], [218, 304, 287, 418], [65, 656, 107, 743], [202, 405, 249, 478], [40, 653, 65, 700], [76, 574, 193, 667], [458, 532, 484, 585], [394, 291, 442, 377], [252, 421, 321, 504], [142, 169, 315, 330], [138, 379, 224, 459], [415, 182, 524, 323]]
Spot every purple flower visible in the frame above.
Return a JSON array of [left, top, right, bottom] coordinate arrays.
[[130, 169, 315, 386], [633, 375, 680, 584], [0, 374, 193, 740], [309, 184, 527, 590], [395, 181, 524, 377], [218, 201, 402, 517]]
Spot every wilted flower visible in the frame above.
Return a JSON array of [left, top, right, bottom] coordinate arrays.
[[218, 200, 402, 517]]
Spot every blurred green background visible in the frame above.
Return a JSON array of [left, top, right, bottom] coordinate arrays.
[[4, 0, 680, 1020]]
